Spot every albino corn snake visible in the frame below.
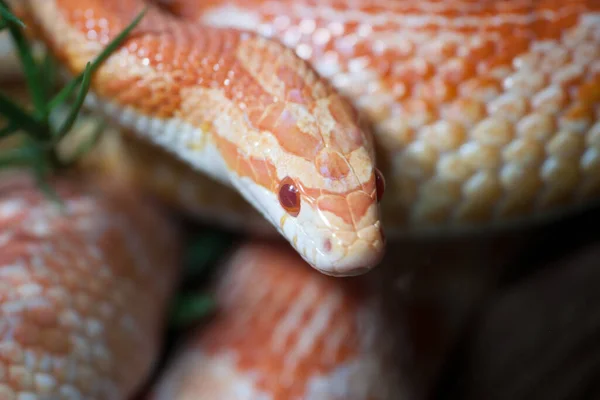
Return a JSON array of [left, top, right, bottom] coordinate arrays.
[[14, 0, 600, 276], [0, 0, 599, 398]]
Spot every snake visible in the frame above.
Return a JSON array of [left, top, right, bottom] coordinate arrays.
[[1, 1, 599, 398], [11, 0, 599, 278], [0, 172, 182, 399], [148, 241, 400, 400], [0, 174, 396, 399]]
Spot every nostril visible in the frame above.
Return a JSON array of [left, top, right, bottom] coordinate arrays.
[[323, 238, 332, 252]]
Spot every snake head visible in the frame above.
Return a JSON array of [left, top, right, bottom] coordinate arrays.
[[274, 164, 387, 277], [233, 85, 386, 277]]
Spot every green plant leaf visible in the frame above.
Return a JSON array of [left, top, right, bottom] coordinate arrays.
[[0, 2, 25, 28], [15, 135, 65, 208], [48, 7, 147, 111], [0, 2, 147, 202], [0, 91, 45, 136], [52, 62, 92, 140], [1, 1, 47, 117], [40, 50, 58, 101]]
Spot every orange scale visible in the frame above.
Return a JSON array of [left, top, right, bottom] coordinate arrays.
[[576, 78, 600, 104], [438, 58, 478, 86], [414, 79, 458, 104]]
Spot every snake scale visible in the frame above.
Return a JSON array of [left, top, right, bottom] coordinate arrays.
[[1, 0, 599, 398]]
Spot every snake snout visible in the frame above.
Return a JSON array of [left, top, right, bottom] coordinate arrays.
[[313, 223, 386, 277]]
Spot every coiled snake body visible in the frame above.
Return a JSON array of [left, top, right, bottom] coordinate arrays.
[[16, 0, 600, 274], [1, 1, 600, 399]]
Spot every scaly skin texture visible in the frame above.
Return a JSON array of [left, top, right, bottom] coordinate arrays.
[[188, 0, 600, 229], [1, 2, 599, 397], [0, 173, 181, 399], [148, 241, 402, 400], [21, 0, 385, 277], [14, 2, 600, 266]]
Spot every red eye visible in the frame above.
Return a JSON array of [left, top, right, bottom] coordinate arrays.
[[278, 176, 301, 217], [374, 168, 385, 202]]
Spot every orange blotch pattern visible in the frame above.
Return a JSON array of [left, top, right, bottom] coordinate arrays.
[[0, 173, 181, 399], [213, 133, 278, 190], [148, 242, 396, 399], [328, 95, 364, 153], [316, 188, 374, 228], [277, 65, 310, 105], [315, 148, 351, 179], [250, 101, 324, 160]]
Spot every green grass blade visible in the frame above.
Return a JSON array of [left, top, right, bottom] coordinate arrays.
[[40, 50, 58, 101], [0, 91, 44, 135], [52, 62, 92, 140], [16, 135, 65, 207], [87, 8, 148, 68], [48, 7, 147, 111], [0, 4, 146, 204], [0, 2, 25, 28], [47, 78, 81, 113], [1, 1, 47, 117]]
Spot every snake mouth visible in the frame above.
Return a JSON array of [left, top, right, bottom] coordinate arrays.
[[316, 265, 374, 278], [313, 248, 385, 277]]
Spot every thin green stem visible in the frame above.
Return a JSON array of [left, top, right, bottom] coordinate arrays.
[[0, 2, 25, 28], [53, 62, 92, 140], [0, 0, 47, 117], [0, 2, 147, 201], [48, 8, 147, 111], [0, 91, 46, 136], [40, 51, 58, 101]]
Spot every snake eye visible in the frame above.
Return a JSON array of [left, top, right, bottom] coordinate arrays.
[[375, 168, 385, 203], [278, 176, 301, 217]]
